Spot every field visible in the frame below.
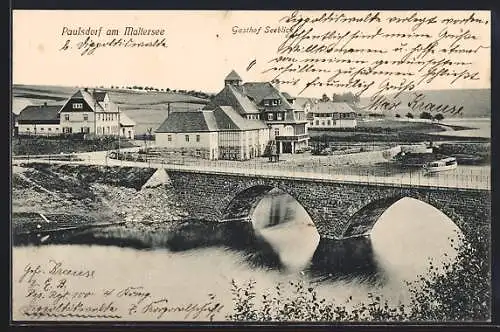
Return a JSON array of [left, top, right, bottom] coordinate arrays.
[[309, 119, 489, 143], [12, 84, 210, 135]]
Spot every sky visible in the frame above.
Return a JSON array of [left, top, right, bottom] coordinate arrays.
[[13, 10, 491, 97]]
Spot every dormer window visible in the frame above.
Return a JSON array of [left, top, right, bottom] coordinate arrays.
[[73, 103, 83, 109], [272, 100, 278, 106], [267, 113, 274, 121], [264, 100, 270, 106], [276, 113, 283, 121]]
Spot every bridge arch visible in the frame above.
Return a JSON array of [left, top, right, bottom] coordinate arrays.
[[341, 192, 465, 239], [221, 183, 317, 228]]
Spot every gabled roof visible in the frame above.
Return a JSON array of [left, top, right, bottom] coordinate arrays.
[[214, 106, 268, 131], [119, 113, 136, 127], [93, 91, 107, 102], [241, 82, 295, 109], [155, 110, 218, 133], [18, 105, 61, 123], [225, 70, 242, 81], [310, 101, 356, 114], [155, 107, 268, 134], [204, 84, 260, 115], [294, 97, 315, 107], [281, 92, 294, 100], [59, 89, 119, 113], [262, 91, 283, 100]]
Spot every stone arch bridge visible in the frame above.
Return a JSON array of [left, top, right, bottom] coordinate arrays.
[[163, 169, 490, 240]]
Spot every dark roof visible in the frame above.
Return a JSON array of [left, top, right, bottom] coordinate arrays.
[[155, 111, 218, 133], [225, 70, 242, 81], [204, 84, 260, 115], [214, 106, 268, 131], [156, 107, 268, 133], [241, 82, 295, 109], [310, 101, 356, 114], [18, 105, 61, 123], [60, 89, 118, 113], [93, 91, 107, 102], [281, 92, 294, 100]]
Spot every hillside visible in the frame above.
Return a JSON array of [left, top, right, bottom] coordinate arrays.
[[12, 84, 209, 114], [359, 88, 490, 118]]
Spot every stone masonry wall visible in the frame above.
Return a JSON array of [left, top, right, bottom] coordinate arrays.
[[166, 170, 491, 240]]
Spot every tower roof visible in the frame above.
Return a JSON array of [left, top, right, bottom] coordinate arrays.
[[225, 70, 242, 81]]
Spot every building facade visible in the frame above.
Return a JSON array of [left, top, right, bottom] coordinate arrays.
[[155, 105, 269, 161], [204, 70, 310, 154], [308, 101, 357, 129], [16, 89, 136, 138], [17, 103, 62, 135]]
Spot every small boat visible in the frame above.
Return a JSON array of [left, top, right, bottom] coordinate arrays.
[[423, 157, 458, 173]]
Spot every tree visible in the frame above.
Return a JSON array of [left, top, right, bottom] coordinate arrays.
[[434, 113, 444, 122], [420, 112, 433, 120], [321, 93, 330, 102], [406, 112, 414, 120], [395, 114, 401, 118]]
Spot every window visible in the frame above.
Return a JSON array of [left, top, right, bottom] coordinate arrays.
[[48, 128, 52, 131], [274, 128, 280, 137], [277, 113, 283, 121], [55, 128, 59, 131], [40, 128, 44, 131], [83, 114, 88, 121], [73, 103, 83, 109], [272, 100, 278, 106], [264, 100, 270, 106], [267, 113, 274, 120], [63, 127, 72, 134], [26, 128, 30, 131], [167, 135, 172, 142], [315, 120, 319, 125], [64, 114, 70, 121], [327, 120, 331, 126], [185, 135, 190, 142], [196, 135, 200, 142]]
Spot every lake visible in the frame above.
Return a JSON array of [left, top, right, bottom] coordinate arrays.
[[12, 192, 462, 321]]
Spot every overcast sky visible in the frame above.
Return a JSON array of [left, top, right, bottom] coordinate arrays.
[[13, 10, 491, 97]]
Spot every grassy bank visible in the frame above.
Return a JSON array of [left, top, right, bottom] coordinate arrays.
[[12, 136, 137, 155]]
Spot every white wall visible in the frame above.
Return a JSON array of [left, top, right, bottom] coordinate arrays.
[[121, 126, 135, 139], [59, 111, 122, 135], [310, 117, 357, 128], [156, 132, 218, 154], [18, 124, 61, 135]]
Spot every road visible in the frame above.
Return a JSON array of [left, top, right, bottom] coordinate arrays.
[[12, 149, 491, 191]]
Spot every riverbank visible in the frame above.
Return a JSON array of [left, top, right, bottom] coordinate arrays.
[[12, 164, 189, 246]]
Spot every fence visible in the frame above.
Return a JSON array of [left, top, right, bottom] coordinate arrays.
[[12, 152, 491, 191]]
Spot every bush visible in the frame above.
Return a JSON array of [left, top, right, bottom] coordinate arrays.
[[226, 232, 490, 322]]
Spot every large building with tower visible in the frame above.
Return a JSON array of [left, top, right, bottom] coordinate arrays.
[[155, 70, 310, 160]]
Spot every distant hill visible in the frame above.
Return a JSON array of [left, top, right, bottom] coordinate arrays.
[[12, 84, 210, 114], [359, 88, 490, 118]]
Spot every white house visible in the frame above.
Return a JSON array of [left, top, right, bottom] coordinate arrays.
[[17, 89, 136, 139], [155, 105, 269, 161], [17, 102, 62, 135], [308, 101, 357, 129]]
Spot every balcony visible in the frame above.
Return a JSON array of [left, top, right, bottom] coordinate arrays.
[[275, 134, 309, 141]]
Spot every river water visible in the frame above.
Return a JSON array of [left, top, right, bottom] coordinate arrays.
[[12, 191, 462, 321]]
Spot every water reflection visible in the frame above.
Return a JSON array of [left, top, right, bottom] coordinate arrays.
[[12, 192, 465, 321], [250, 191, 462, 288], [251, 188, 320, 273]]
